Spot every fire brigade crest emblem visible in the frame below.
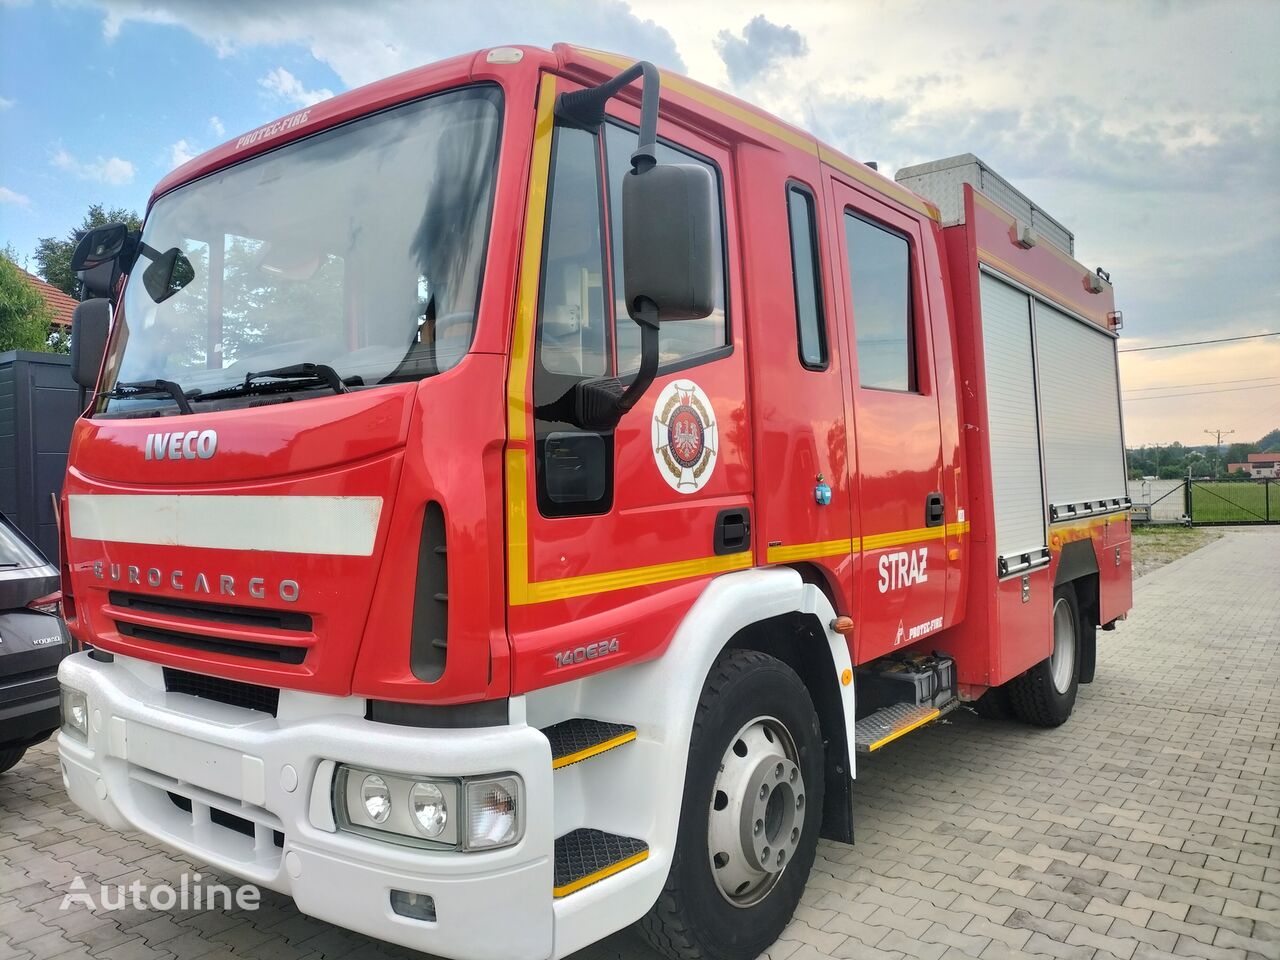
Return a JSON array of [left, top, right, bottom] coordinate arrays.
[[652, 380, 718, 493]]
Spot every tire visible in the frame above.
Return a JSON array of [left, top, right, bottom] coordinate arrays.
[[971, 684, 1014, 720], [1008, 582, 1081, 727], [639, 649, 824, 960], [0, 746, 26, 776]]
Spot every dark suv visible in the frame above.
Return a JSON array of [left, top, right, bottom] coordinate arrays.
[[0, 512, 68, 774]]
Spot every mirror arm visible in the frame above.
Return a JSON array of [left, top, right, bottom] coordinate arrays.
[[614, 299, 660, 417], [555, 59, 660, 173], [567, 301, 660, 433]]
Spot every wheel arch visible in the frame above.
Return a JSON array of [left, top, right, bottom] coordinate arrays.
[[1055, 540, 1099, 684], [725, 607, 855, 844]]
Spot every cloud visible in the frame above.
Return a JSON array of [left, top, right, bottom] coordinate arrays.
[[0, 186, 31, 206], [169, 139, 198, 168], [260, 67, 333, 108], [51, 147, 135, 185], [208, 115, 225, 137], [0, 96, 13, 110], [85, 0, 685, 87], [715, 15, 807, 84]]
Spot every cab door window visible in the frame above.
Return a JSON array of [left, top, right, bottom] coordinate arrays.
[[532, 124, 613, 516], [844, 212, 916, 391]]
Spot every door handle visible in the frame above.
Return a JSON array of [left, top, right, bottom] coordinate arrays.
[[925, 492, 945, 527], [714, 507, 751, 555]]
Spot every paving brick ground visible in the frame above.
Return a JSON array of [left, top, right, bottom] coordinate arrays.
[[2, 527, 1276, 960]]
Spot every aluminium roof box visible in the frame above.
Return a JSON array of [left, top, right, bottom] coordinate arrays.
[[894, 153, 1074, 256]]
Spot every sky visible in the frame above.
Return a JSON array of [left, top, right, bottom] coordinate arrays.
[[1, 0, 1277, 446]]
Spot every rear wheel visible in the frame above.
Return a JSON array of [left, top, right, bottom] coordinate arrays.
[[0, 746, 26, 775], [1009, 582, 1081, 727], [639, 649, 824, 960]]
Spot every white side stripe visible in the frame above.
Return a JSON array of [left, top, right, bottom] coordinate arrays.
[[68, 495, 384, 556]]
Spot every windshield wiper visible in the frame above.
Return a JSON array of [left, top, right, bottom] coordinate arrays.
[[192, 362, 357, 403], [105, 379, 194, 415]]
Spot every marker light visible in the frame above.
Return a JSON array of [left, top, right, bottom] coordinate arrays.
[[410, 781, 448, 838], [465, 776, 523, 850], [361, 774, 392, 823]]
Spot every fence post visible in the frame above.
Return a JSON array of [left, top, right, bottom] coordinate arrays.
[[1184, 479, 1192, 523]]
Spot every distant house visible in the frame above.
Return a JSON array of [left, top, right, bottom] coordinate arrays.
[[1229, 453, 1280, 479], [17, 267, 77, 330]]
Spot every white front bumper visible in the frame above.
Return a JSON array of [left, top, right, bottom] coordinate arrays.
[[57, 652, 555, 960]]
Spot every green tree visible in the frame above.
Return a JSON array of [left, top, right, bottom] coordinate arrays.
[[0, 249, 55, 352], [1258, 428, 1280, 453], [33, 203, 142, 297]]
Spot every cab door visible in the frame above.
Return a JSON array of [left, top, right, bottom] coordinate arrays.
[[827, 178, 946, 662], [505, 76, 752, 693]]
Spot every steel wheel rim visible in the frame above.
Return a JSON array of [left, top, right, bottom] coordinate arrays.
[[1050, 597, 1076, 694], [707, 716, 805, 907]]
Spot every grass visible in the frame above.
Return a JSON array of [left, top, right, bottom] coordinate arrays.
[[1130, 524, 1222, 579], [1189, 481, 1273, 523]]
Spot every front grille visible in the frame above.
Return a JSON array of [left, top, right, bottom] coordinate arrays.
[[109, 592, 312, 631], [163, 667, 280, 716], [409, 501, 449, 682], [167, 792, 284, 847], [117, 621, 306, 664]]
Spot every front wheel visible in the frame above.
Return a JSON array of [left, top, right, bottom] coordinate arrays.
[[639, 649, 824, 960], [1008, 582, 1082, 727]]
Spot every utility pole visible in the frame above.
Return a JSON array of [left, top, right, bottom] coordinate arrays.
[[1204, 427, 1235, 478]]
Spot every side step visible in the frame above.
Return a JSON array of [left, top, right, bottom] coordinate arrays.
[[554, 828, 648, 898], [855, 699, 959, 753], [542, 718, 636, 770]]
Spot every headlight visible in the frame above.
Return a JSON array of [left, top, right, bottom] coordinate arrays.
[[465, 775, 522, 850], [334, 765, 521, 851], [61, 687, 88, 741], [409, 781, 448, 838], [361, 774, 392, 823]]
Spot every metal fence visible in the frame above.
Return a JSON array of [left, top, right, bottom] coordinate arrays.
[[1131, 478, 1278, 526]]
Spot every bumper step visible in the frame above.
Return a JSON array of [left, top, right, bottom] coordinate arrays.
[[553, 828, 648, 898], [542, 718, 636, 770], [855, 698, 959, 753]]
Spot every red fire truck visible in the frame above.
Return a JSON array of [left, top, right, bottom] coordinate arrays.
[[56, 44, 1131, 960]]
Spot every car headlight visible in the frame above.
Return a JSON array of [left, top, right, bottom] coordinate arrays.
[[61, 687, 88, 741], [361, 775, 392, 823], [335, 765, 522, 851], [409, 781, 448, 838]]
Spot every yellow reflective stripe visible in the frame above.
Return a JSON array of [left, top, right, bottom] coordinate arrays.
[[868, 708, 940, 751], [766, 538, 856, 563], [818, 146, 939, 221], [1050, 510, 1128, 529], [551, 729, 637, 770], [522, 551, 752, 606], [506, 449, 530, 607], [862, 525, 945, 551], [978, 246, 1108, 329], [567, 47, 937, 222], [569, 46, 816, 154], [507, 72, 558, 441], [553, 849, 649, 898], [764, 521, 970, 566]]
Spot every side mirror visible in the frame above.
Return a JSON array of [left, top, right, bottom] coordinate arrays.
[[71, 222, 132, 300], [142, 247, 195, 303], [70, 298, 111, 393], [622, 164, 715, 322], [551, 60, 715, 432]]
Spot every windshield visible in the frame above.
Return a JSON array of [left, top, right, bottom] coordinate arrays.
[[97, 85, 502, 416]]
